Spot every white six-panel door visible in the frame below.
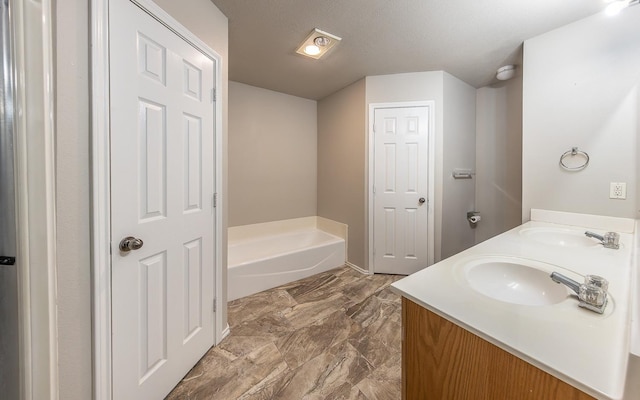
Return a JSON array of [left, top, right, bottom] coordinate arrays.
[[109, 0, 216, 398], [373, 106, 430, 275]]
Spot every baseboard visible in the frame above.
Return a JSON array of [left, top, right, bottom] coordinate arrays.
[[346, 262, 371, 275], [218, 324, 230, 344]]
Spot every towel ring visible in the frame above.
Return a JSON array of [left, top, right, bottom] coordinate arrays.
[[559, 147, 589, 171]]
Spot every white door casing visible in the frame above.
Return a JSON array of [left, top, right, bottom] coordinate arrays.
[[10, 0, 58, 398], [370, 105, 433, 275], [108, 0, 218, 398]]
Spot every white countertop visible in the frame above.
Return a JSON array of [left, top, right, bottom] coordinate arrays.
[[391, 212, 636, 400]]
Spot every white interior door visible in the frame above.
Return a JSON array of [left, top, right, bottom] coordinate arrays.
[[373, 106, 430, 275], [109, 0, 216, 398]]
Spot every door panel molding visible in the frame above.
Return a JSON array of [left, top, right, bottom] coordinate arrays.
[[91, 1, 225, 399], [367, 102, 435, 274]]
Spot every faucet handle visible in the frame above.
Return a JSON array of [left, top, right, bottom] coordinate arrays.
[[603, 232, 620, 249]]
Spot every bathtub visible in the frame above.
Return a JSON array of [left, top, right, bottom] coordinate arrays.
[[228, 217, 347, 301]]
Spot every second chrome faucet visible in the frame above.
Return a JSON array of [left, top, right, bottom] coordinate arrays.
[[585, 231, 620, 249]]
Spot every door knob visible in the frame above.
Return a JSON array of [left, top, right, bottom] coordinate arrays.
[[119, 236, 144, 252], [418, 197, 426, 204]]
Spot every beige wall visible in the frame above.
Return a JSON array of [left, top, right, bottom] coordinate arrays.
[[317, 79, 366, 268], [228, 82, 317, 226], [54, 1, 92, 399], [54, 1, 228, 398], [522, 7, 640, 220], [475, 74, 523, 243]]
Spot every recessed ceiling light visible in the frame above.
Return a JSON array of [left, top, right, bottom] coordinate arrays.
[[296, 28, 342, 60], [304, 45, 321, 56]]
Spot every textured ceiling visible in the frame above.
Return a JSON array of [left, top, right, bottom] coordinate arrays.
[[211, 0, 606, 100]]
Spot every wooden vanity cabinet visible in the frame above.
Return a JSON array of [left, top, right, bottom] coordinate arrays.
[[402, 298, 596, 400]]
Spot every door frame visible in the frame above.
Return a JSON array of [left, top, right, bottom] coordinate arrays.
[[90, 1, 225, 399], [367, 101, 435, 274], [10, 0, 58, 398]]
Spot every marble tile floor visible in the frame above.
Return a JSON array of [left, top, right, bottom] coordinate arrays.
[[166, 266, 405, 400]]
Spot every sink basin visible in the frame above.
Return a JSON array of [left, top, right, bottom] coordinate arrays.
[[463, 258, 571, 306], [519, 227, 599, 248]]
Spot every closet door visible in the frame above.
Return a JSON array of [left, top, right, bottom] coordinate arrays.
[[373, 106, 430, 275]]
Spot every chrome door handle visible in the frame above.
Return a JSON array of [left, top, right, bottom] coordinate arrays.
[[119, 236, 144, 252], [418, 197, 426, 204]]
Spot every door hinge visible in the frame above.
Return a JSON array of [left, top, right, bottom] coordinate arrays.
[[212, 193, 217, 208], [213, 298, 217, 313], [0, 256, 16, 265], [373, 185, 376, 195], [211, 88, 216, 103]]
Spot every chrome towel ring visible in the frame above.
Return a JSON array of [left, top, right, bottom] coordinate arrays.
[[560, 147, 589, 171]]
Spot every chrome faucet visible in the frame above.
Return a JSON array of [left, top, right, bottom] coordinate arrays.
[[550, 272, 608, 314], [550, 272, 580, 295], [585, 231, 620, 249]]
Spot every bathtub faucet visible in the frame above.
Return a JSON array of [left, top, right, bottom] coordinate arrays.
[[584, 231, 619, 249]]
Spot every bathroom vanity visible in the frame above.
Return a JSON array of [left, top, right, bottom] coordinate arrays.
[[391, 210, 637, 400], [402, 298, 594, 399]]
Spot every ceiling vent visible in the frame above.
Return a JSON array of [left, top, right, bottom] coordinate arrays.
[[295, 28, 342, 60]]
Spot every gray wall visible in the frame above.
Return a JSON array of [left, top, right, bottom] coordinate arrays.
[[475, 74, 523, 243], [54, 0, 228, 398], [441, 73, 477, 259], [522, 7, 640, 220], [317, 79, 366, 268], [241, 70, 477, 269], [229, 81, 317, 226]]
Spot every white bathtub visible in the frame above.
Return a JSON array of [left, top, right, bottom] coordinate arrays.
[[228, 218, 346, 301]]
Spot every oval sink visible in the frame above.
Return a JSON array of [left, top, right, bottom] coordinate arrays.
[[519, 227, 599, 248], [464, 259, 571, 306]]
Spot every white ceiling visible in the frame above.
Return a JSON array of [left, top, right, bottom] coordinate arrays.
[[210, 0, 606, 100]]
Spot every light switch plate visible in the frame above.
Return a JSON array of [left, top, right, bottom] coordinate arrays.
[[609, 182, 627, 199]]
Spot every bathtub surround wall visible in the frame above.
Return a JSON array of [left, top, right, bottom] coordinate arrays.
[[475, 72, 523, 243], [522, 6, 640, 221], [229, 82, 318, 226], [56, 1, 228, 398], [317, 79, 367, 269]]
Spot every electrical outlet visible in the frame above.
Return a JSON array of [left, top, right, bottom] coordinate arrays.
[[609, 182, 627, 199]]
